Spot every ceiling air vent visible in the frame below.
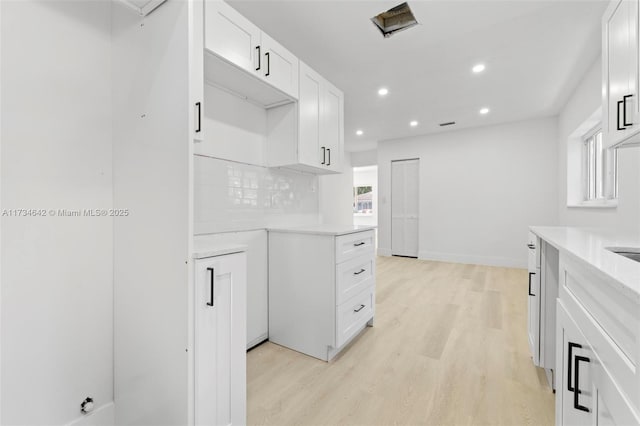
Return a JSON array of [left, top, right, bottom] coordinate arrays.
[[371, 2, 419, 38], [439, 121, 456, 127]]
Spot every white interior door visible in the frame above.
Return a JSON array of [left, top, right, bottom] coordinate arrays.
[[391, 159, 419, 257]]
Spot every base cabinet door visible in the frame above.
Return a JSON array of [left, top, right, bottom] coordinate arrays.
[[527, 267, 540, 366], [195, 253, 247, 426], [556, 301, 594, 426]]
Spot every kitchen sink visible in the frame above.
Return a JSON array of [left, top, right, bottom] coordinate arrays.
[[607, 247, 640, 263]]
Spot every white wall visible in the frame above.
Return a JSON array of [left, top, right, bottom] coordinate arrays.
[[558, 57, 640, 234], [350, 149, 377, 167], [1, 2, 114, 424], [378, 117, 558, 268], [319, 152, 353, 225], [353, 166, 378, 228]]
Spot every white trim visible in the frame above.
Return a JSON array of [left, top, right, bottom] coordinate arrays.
[[65, 402, 114, 426], [418, 251, 526, 269], [567, 199, 618, 209]]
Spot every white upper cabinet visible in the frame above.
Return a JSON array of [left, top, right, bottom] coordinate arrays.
[[201, 1, 343, 174], [260, 33, 299, 99], [267, 61, 344, 174], [204, 1, 298, 101], [602, 0, 640, 148], [205, 1, 261, 74], [321, 80, 344, 173], [298, 62, 323, 168]]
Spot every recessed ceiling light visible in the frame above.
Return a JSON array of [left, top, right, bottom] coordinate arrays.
[[378, 87, 389, 96], [472, 64, 486, 73], [356, 130, 364, 136], [409, 120, 418, 127], [480, 107, 490, 115]]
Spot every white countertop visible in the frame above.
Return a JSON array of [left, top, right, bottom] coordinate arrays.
[[268, 224, 376, 236], [192, 241, 247, 259], [530, 226, 640, 299]]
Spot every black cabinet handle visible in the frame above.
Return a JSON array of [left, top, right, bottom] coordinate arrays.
[[255, 45, 261, 71], [617, 99, 625, 130], [354, 304, 365, 313], [353, 268, 366, 275], [527, 243, 535, 249], [574, 355, 591, 412], [327, 148, 331, 166], [321, 147, 326, 165], [567, 342, 582, 392], [206, 267, 215, 307], [265, 52, 270, 76], [195, 102, 201, 133], [353, 242, 365, 247], [528, 272, 536, 296], [623, 94, 633, 127]]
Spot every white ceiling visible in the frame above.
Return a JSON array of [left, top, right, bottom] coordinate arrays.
[[228, 0, 608, 151]]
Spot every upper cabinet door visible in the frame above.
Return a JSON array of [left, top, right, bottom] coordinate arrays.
[[298, 61, 323, 167], [321, 81, 344, 173], [204, 1, 261, 74], [603, 0, 639, 148], [260, 32, 299, 99]]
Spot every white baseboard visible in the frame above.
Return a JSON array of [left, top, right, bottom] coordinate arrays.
[[66, 402, 114, 426], [418, 251, 525, 268]]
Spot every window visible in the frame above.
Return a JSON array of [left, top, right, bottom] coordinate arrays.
[[582, 127, 618, 202], [353, 186, 373, 214]]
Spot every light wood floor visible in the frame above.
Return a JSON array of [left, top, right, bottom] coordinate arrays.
[[247, 256, 555, 425]]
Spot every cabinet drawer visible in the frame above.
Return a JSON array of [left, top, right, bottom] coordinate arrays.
[[335, 230, 374, 264], [336, 287, 374, 348], [336, 254, 375, 305]]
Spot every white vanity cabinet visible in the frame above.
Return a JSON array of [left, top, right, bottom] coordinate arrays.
[[194, 251, 247, 426], [268, 226, 376, 361], [602, 0, 640, 148]]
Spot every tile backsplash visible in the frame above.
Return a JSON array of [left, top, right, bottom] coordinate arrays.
[[194, 155, 320, 234]]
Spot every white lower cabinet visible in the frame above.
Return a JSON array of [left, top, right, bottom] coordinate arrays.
[[555, 253, 640, 426], [556, 301, 595, 426], [268, 228, 376, 361], [527, 231, 560, 389], [194, 252, 247, 426]]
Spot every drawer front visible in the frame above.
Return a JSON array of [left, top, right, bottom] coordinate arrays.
[[335, 230, 375, 264], [336, 254, 375, 305], [560, 252, 640, 414], [336, 287, 374, 348]]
